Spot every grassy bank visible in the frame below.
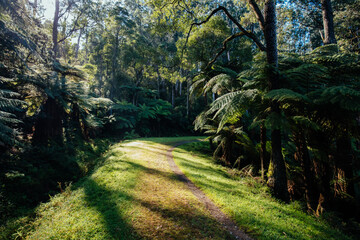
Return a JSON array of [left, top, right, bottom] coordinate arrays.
[[0, 138, 110, 240], [3, 137, 233, 240], [173, 141, 356, 240]]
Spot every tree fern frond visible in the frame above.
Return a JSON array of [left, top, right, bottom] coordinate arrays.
[[204, 74, 232, 95], [309, 44, 339, 56], [190, 77, 207, 97], [266, 89, 311, 103], [312, 86, 360, 111], [291, 116, 320, 131]]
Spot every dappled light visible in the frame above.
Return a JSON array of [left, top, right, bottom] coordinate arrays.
[[1, 0, 360, 239]]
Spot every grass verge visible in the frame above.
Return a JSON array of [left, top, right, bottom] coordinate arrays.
[[0, 138, 111, 240], [4, 137, 233, 240], [173, 141, 356, 240]]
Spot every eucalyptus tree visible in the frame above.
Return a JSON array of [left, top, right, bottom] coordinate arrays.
[[321, 0, 337, 44]]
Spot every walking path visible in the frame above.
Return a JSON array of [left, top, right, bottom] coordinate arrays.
[[167, 141, 252, 240]]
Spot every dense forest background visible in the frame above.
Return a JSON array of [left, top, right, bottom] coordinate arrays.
[[1, 0, 360, 237]]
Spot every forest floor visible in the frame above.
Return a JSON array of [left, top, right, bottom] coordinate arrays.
[[10, 137, 356, 240]]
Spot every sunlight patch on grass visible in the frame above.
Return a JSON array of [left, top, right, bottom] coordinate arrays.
[[173, 141, 354, 240], [129, 140, 233, 240], [25, 141, 143, 240], [23, 137, 232, 240]]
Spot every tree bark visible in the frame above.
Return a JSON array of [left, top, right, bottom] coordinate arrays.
[[263, 0, 289, 202], [294, 131, 318, 212], [172, 83, 175, 107], [186, 79, 190, 118], [111, 28, 120, 97], [75, 28, 83, 59], [321, 0, 337, 44], [335, 133, 354, 196], [260, 125, 269, 180], [52, 0, 60, 58]]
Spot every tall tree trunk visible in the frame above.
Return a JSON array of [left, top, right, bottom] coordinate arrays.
[[260, 125, 269, 180], [75, 28, 83, 59], [186, 79, 190, 118], [111, 28, 120, 97], [172, 83, 175, 107], [52, 0, 60, 58], [294, 131, 318, 212], [263, 0, 289, 202], [321, 0, 337, 44], [85, 31, 89, 61]]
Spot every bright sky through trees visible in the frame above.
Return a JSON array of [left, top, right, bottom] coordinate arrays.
[[41, 0, 55, 19]]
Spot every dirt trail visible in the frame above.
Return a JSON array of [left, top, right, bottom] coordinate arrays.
[[128, 140, 235, 239], [166, 141, 252, 240]]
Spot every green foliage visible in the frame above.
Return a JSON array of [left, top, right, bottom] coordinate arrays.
[[0, 88, 24, 147], [0, 137, 110, 233]]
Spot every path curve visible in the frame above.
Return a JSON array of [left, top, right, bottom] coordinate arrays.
[[166, 141, 253, 240]]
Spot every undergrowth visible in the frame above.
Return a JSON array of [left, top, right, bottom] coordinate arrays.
[[0, 137, 110, 240]]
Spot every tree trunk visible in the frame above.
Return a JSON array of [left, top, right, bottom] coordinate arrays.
[[85, 31, 89, 61], [186, 79, 190, 118], [111, 28, 120, 98], [321, 0, 337, 44], [294, 131, 318, 212], [263, 0, 289, 202], [260, 125, 269, 180], [335, 133, 354, 196], [172, 83, 175, 107], [52, 0, 60, 58], [179, 81, 182, 96], [75, 28, 83, 59]]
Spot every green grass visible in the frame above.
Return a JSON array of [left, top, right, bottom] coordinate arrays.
[[7, 137, 232, 240], [5, 137, 353, 240], [20, 141, 145, 240], [173, 141, 355, 240], [0, 137, 111, 240]]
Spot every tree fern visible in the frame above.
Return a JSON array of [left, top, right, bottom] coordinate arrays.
[[0, 88, 25, 148]]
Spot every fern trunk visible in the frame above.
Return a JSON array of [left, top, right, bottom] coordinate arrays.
[[294, 131, 318, 212], [335, 133, 354, 196], [33, 97, 64, 144]]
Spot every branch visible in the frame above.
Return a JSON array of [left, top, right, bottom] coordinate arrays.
[[182, 6, 224, 59], [177, 1, 196, 19], [206, 32, 246, 69], [182, 5, 266, 60], [57, 11, 84, 44], [58, 1, 73, 19], [248, 0, 265, 30], [219, 6, 266, 51]]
